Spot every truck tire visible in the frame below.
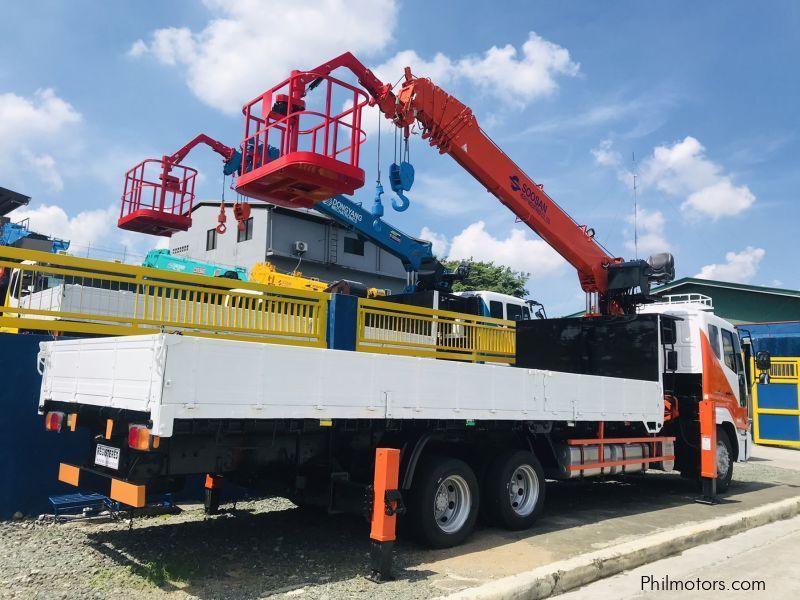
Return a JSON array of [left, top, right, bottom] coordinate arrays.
[[481, 450, 545, 530], [408, 456, 479, 548], [715, 426, 734, 493]]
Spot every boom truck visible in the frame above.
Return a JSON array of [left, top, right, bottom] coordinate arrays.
[[38, 53, 755, 578]]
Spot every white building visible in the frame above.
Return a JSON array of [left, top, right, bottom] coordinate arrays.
[[169, 202, 409, 292]]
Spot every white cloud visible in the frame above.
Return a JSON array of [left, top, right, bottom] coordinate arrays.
[[22, 153, 63, 192], [374, 32, 579, 108], [0, 88, 81, 191], [446, 221, 565, 278], [7, 203, 155, 262], [128, 0, 398, 114], [419, 226, 449, 258], [373, 50, 456, 85], [457, 32, 579, 101], [591, 139, 621, 167], [132, 2, 578, 115], [696, 246, 765, 283], [625, 207, 668, 256], [0, 88, 81, 138], [638, 136, 755, 219]]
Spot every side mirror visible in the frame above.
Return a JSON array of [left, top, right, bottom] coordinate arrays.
[[666, 350, 678, 372], [755, 351, 771, 372]]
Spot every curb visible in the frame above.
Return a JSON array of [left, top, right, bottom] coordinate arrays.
[[448, 496, 800, 600]]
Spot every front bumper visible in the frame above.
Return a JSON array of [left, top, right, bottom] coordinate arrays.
[[58, 463, 146, 508]]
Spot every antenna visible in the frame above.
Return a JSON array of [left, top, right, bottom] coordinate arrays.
[[632, 152, 638, 259]]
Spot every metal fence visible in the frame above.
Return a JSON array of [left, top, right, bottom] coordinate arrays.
[[0, 246, 328, 347], [356, 297, 516, 364], [752, 356, 800, 448]]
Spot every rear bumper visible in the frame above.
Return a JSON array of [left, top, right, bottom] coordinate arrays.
[[58, 463, 146, 508]]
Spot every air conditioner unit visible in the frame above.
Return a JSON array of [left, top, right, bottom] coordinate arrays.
[[292, 240, 308, 254]]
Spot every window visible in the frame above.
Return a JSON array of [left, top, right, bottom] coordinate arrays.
[[489, 300, 504, 319], [707, 324, 720, 358], [206, 228, 217, 251], [721, 329, 738, 372], [343, 237, 365, 256], [507, 303, 523, 321], [237, 217, 253, 243]]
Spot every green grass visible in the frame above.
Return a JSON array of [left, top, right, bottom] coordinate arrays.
[[90, 557, 197, 590]]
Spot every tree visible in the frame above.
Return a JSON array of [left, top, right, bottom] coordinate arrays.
[[443, 259, 529, 298]]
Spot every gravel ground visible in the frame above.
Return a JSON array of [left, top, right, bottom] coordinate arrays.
[[0, 498, 439, 600], [2, 460, 798, 600]]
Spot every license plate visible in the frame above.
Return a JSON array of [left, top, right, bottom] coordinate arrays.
[[95, 444, 120, 470]]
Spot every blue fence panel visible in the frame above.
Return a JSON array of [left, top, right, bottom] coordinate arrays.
[[0, 333, 90, 518]]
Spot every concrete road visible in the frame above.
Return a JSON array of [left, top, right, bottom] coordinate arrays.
[[750, 443, 800, 471], [556, 513, 800, 599]]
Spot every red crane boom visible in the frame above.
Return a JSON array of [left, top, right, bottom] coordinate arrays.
[[294, 53, 672, 313]]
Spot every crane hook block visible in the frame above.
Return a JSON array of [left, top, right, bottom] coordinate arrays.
[[216, 203, 227, 234], [389, 162, 414, 212], [372, 182, 385, 231]]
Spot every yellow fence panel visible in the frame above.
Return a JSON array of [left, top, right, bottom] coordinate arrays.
[[751, 356, 800, 448], [356, 297, 516, 364], [0, 246, 328, 347]]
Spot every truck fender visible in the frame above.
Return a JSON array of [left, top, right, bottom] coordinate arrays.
[[400, 432, 435, 490], [715, 406, 750, 462]]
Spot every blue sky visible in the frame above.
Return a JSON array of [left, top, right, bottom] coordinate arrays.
[[1, 0, 798, 315]]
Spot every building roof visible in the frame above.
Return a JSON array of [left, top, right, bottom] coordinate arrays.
[[653, 277, 800, 300], [0, 186, 30, 217]]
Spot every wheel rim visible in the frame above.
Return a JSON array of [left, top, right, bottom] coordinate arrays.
[[716, 440, 731, 477], [507, 464, 539, 517], [433, 475, 472, 534]]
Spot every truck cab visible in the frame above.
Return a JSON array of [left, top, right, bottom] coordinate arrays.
[[639, 294, 752, 468], [453, 290, 532, 322]]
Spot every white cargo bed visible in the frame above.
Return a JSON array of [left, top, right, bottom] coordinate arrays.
[[38, 334, 665, 437]]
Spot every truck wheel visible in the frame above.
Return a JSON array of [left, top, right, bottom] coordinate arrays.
[[408, 456, 479, 548], [716, 427, 734, 493], [482, 450, 545, 530]]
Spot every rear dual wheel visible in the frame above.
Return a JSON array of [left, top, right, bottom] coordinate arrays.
[[481, 450, 546, 530], [408, 456, 479, 549], [407, 450, 546, 548]]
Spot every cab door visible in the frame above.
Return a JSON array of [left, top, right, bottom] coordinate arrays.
[[721, 328, 748, 409]]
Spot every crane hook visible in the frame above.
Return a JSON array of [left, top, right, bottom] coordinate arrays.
[[216, 202, 227, 234], [389, 161, 414, 212]]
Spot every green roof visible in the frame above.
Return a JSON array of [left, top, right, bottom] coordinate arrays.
[[653, 277, 800, 299]]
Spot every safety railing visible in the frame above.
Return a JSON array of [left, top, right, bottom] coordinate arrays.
[[355, 297, 516, 364], [751, 356, 800, 448], [0, 246, 328, 347], [241, 71, 368, 174]]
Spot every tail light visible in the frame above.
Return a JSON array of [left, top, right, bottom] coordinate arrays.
[[128, 424, 159, 450], [45, 411, 65, 432]]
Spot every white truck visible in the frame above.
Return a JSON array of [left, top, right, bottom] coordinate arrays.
[[38, 294, 754, 550]]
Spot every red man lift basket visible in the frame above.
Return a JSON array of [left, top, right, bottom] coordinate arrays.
[[119, 159, 197, 236], [234, 70, 369, 209]]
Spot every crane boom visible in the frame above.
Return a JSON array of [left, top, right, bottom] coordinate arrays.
[[301, 53, 673, 313], [314, 195, 465, 292]]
